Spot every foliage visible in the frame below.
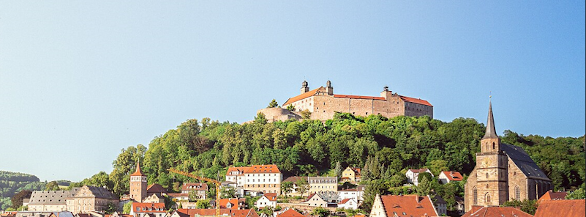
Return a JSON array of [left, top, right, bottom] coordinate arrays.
[[416, 176, 432, 196], [244, 196, 260, 209], [0, 171, 45, 210], [258, 206, 274, 216], [501, 199, 538, 215], [300, 109, 311, 119], [221, 186, 236, 198], [280, 181, 293, 196], [10, 190, 31, 209], [311, 207, 330, 217], [105, 202, 117, 214], [196, 199, 210, 209], [268, 99, 279, 108], [123, 202, 133, 214], [286, 104, 295, 111], [296, 179, 309, 197], [566, 188, 585, 199], [45, 181, 60, 191]]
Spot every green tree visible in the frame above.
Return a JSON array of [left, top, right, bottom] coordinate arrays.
[[311, 207, 329, 217], [334, 161, 342, 179], [502, 199, 538, 215], [361, 179, 386, 213], [416, 175, 432, 196], [300, 109, 311, 119], [286, 104, 295, 111], [296, 179, 309, 197], [254, 112, 267, 124], [45, 181, 60, 191], [221, 186, 236, 198], [268, 99, 279, 108], [123, 202, 133, 214], [196, 199, 210, 209], [10, 190, 31, 209], [280, 181, 293, 196], [566, 188, 585, 199], [105, 202, 117, 214]]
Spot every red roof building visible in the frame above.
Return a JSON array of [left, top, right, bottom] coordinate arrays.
[[439, 171, 463, 184], [534, 199, 585, 217], [369, 194, 438, 217], [462, 206, 533, 217], [276, 209, 305, 217], [537, 190, 568, 203]]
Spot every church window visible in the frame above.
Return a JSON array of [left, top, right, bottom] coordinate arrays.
[[493, 142, 496, 150], [486, 173, 489, 179], [486, 193, 491, 204], [473, 187, 477, 204], [515, 186, 520, 200]]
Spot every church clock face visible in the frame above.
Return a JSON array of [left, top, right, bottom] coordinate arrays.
[[482, 157, 493, 167]]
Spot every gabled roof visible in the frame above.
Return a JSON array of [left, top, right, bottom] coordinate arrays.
[[276, 209, 305, 217], [283, 176, 307, 183], [399, 96, 433, 106], [534, 199, 585, 217], [502, 143, 550, 180], [181, 183, 208, 191], [78, 186, 117, 199], [217, 198, 242, 209], [282, 87, 325, 106], [262, 193, 278, 202], [378, 195, 438, 217], [147, 184, 167, 194], [226, 167, 249, 176], [132, 203, 166, 213], [245, 165, 281, 174], [538, 190, 568, 202], [338, 198, 353, 204], [440, 171, 463, 181], [462, 206, 533, 217]]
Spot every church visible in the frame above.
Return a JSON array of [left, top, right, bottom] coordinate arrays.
[[464, 101, 552, 211]]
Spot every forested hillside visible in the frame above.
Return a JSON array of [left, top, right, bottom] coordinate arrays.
[[0, 171, 45, 210], [86, 113, 583, 203]]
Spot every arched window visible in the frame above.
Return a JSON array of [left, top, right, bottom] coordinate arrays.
[[473, 187, 478, 204], [515, 186, 521, 200], [485, 193, 491, 204], [492, 142, 496, 149]]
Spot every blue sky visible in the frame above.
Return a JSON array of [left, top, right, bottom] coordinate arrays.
[[0, 1, 584, 182]]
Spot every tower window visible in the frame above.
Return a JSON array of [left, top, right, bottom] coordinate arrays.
[[493, 142, 496, 150], [486, 193, 491, 204], [473, 187, 477, 204]]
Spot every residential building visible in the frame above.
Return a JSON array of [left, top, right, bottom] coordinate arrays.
[[225, 165, 282, 195], [337, 198, 358, 210], [172, 209, 259, 217], [341, 167, 361, 184], [308, 177, 337, 194], [369, 194, 438, 217], [462, 206, 532, 217], [275, 81, 433, 121], [142, 194, 163, 204], [129, 163, 147, 203], [212, 198, 245, 210], [275, 209, 304, 217], [405, 168, 433, 186], [66, 185, 119, 214], [28, 189, 79, 212], [281, 176, 306, 196], [534, 199, 585, 217], [166, 193, 188, 202], [464, 101, 552, 211], [537, 190, 567, 203], [145, 184, 166, 197], [432, 195, 447, 216], [438, 171, 463, 184], [303, 193, 328, 208], [255, 193, 277, 209], [180, 183, 208, 200], [130, 203, 165, 217], [338, 186, 365, 202]]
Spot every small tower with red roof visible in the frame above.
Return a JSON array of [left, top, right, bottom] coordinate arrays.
[[130, 160, 147, 202]]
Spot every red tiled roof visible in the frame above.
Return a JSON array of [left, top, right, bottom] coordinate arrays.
[[131, 163, 145, 176], [441, 171, 463, 181], [282, 87, 324, 106], [263, 193, 278, 202], [304, 193, 317, 202], [338, 198, 351, 204], [245, 165, 281, 174], [379, 195, 437, 217], [534, 199, 585, 217], [333, 94, 385, 100], [226, 167, 249, 176], [147, 184, 167, 194], [276, 209, 305, 217], [181, 183, 208, 191], [462, 206, 533, 217], [177, 209, 259, 217], [104, 214, 132, 217], [399, 96, 433, 106], [132, 203, 166, 213], [218, 198, 241, 209], [230, 209, 260, 217], [167, 193, 188, 198], [538, 190, 568, 202]]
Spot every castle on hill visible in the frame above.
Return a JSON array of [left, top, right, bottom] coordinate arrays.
[[257, 80, 433, 122]]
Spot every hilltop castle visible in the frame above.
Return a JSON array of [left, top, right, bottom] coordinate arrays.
[[257, 80, 433, 122]]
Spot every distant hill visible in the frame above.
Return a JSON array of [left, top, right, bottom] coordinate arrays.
[[0, 171, 46, 210]]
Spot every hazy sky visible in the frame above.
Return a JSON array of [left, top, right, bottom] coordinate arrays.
[[1, 1, 584, 182]]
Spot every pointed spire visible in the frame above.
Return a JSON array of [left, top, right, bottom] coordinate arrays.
[[483, 99, 498, 139], [131, 159, 145, 176]]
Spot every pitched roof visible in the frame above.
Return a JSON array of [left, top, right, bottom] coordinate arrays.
[[399, 96, 433, 107], [282, 87, 324, 106], [276, 209, 305, 217], [534, 199, 585, 217], [218, 198, 241, 209], [28, 189, 79, 205], [226, 167, 249, 176], [262, 193, 278, 202], [502, 143, 550, 180], [132, 203, 166, 213], [167, 193, 188, 198], [462, 206, 533, 217], [283, 176, 307, 183], [378, 195, 438, 217], [181, 183, 208, 191], [79, 186, 117, 199], [440, 171, 463, 181], [338, 198, 352, 204], [333, 94, 385, 100], [245, 165, 281, 173], [538, 190, 568, 202], [483, 101, 498, 139], [131, 162, 145, 176], [408, 168, 430, 173], [147, 184, 167, 194], [177, 209, 259, 217]]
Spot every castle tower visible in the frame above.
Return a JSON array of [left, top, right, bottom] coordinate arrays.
[[474, 100, 508, 207], [326, 80, 333, 95], [301, 80, 309, 94], [130, 160, 147, 202]]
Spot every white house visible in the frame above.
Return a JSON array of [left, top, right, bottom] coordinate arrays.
[[255, 193, 277, 209], [438, 171, 463, 184], [303, 193, 328, 207], [338, 185, 365, 202], [405, 168, 433, 186], [337, 198, 359, 210]]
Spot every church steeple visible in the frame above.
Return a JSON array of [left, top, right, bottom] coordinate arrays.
[[483, 100, 498, 139]]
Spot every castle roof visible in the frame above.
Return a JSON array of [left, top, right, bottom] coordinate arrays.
[[28, 189, 79, 205], [483, 100, 498, 139], [334, 94, 385, 100], [399, 95, 433, 106], [283, 86, 433, 107], [282, 87, 324, 106], [502, 143, 550, 180]]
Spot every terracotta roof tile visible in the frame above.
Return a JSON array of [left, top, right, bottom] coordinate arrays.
[[379, 195, 438, 217], [333, 95, 385, 100], [338, 198, 351, 204], [181, 183, 208, 191], [132, 203, 166, 213], [263, 193, 278, 202], [282, 87, 324, 106], [276, 209, 305, 217], [538, 190, 568, 202], [131, 163, 145, 176], [226, 167, 249, 176], [534, 199, 585, 217], [147, 184, 167, 194], [462, 206, 532, 217], [399, 96, 433, 106], [441, 171, 463, 181], [245, 165, 281, 174]]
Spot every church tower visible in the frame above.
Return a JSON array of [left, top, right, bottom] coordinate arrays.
[[474, 100, 509, 207], [130, 161, 147, 202]]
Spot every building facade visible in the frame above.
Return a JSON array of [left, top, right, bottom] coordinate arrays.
[[225, 165, 282, 195], [278, 81, 433, 121], [28, 189, 79, 212], [464, 101, 552, 211], [66, 186, 119, 214]]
